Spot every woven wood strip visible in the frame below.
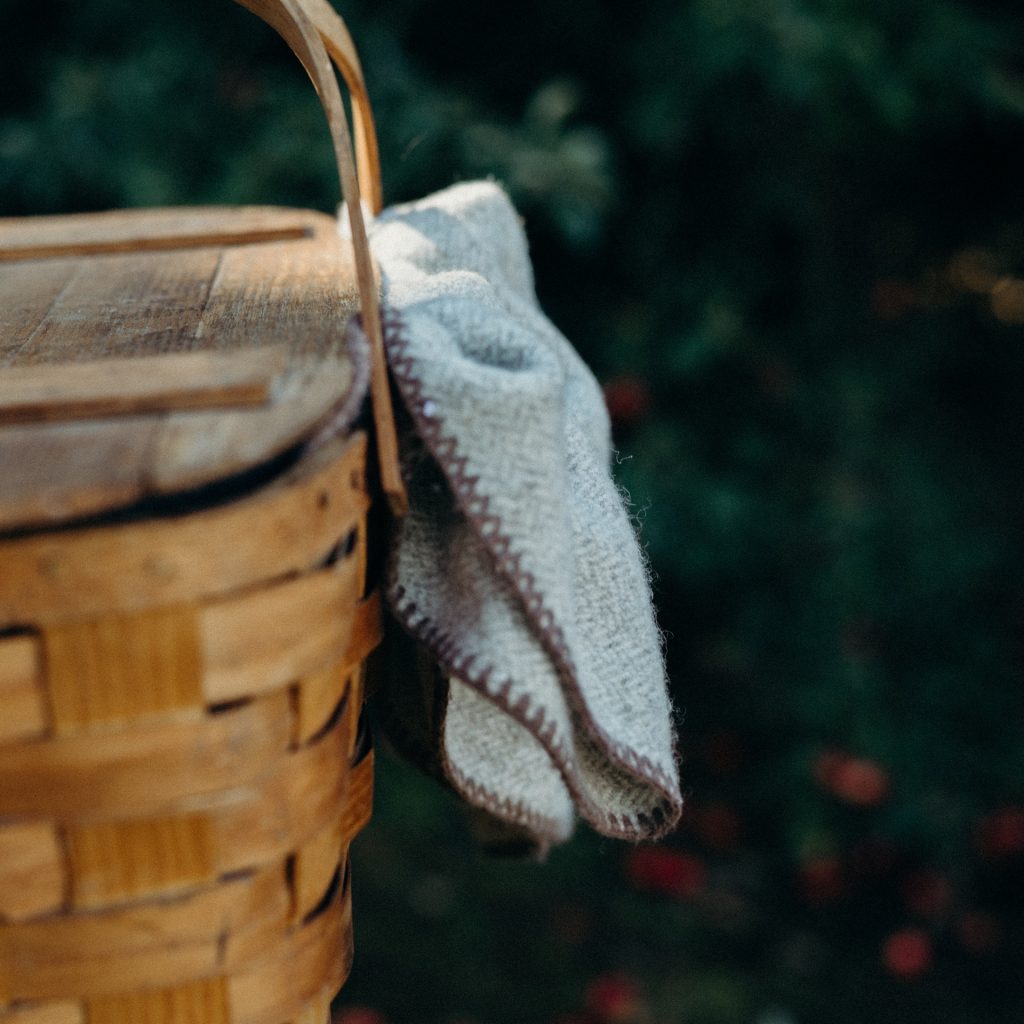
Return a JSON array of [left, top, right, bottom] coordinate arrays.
[[0, 692, 292, 820], [0, 866, 289, 1002], [295, 663, 352, 747], [67, 815, 216, 912], [289, 992, 332, 1024], [338, 752, 374, 846], [0, 651, 375, 919], [0, 1004, 83, 1023], [0, 348, 286, 426], [0, 566, 376, 749], [0, 638, 45, 744], [211, 695, 359, 876], [0, 824, 64, 923], [0, 207, 312, 263], [290, 750, 369, 925], [228, 881, 351, 1024], [0, 434, 367, 626], [291, 758, 370, 926], [1, 721, 371, 924], [0, 869, 354, 1023], [44, 607, 203, 734], [86, 978, 230, 1024], [292, 823, 345, 926], [202, 556, 364, 705], [343, 592, 382, 667]]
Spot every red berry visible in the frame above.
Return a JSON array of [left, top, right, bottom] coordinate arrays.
[[603, 376, 651, 428], [334, 1009, 387, 1024], [624, 845, 707, 900], [882, 927, 932, 979], [585, 974, 640, 1023], [978, 807, 1024, 858], [830, 757, 890, 807]]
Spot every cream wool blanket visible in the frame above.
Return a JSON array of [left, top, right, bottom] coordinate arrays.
[[360, 181, 681, 850]]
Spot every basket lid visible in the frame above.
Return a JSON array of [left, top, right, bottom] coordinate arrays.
[[0, 204, 362, 532]]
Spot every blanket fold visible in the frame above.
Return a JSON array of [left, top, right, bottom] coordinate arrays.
[[362, 181, 682, 851]]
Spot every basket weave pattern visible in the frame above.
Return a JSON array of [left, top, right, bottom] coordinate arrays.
[[0, 434, 377, 1024]]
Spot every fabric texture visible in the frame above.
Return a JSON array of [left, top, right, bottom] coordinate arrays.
[[360, 181, 682, 851]]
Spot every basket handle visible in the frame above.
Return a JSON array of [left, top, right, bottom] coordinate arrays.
[[234, 0, 407, 515]]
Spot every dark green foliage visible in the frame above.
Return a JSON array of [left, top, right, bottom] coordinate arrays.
[[3, 1, 1024, 1021]]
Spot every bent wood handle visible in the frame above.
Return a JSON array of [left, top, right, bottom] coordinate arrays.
[[234, 0, 382, 215], [235, 0, 407, 515]]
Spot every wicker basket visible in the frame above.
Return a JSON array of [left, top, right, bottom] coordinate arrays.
[[0, 1, 402, 1020]]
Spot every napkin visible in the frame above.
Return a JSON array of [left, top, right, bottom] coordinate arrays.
[[359, 181, 682, 851]]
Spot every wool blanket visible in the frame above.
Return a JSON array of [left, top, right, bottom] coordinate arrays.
[[353, 181, 682, 852]]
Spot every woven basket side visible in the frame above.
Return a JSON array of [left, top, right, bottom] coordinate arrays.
[[0, 435, 377, 1024]]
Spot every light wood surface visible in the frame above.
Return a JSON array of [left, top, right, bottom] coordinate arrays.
[[0, 208, 359, 531], [0, 0, 408, 527], [0, 348, 286, 426], [0, 207, 312, 263]]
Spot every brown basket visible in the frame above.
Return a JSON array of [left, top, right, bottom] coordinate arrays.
[[0, 2, 402, 1020]]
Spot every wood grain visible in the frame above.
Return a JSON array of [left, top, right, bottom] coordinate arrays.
[[0, 418, 163, 531], [0, 865, 289, 1001], [0, 1003, 84, 1024], [0, 823, 65, 923], [0, 348, 285, 426], [0, 209, 352, 370], [0, 260, 79, 362], [0, 434, 367, 626], [45, 607, 203, 734], [228, 884, 350, 1024], [0, 691, 292, 820], [0, 689, 360, 919], [202, 558, 363, 705], [7, 249, 222, 367], [0, 207, 312, 263], [0, 565, 372, 747], [0, 208, 362, 531], [0, 637, 45, 743], [67, 816, 215, 911], [86, 979, 229, 1024]]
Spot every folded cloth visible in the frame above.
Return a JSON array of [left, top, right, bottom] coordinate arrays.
[[361, 181, 682, 851]]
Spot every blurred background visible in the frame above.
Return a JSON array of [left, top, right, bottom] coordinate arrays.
[[3, 0, 1024, 1021]]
